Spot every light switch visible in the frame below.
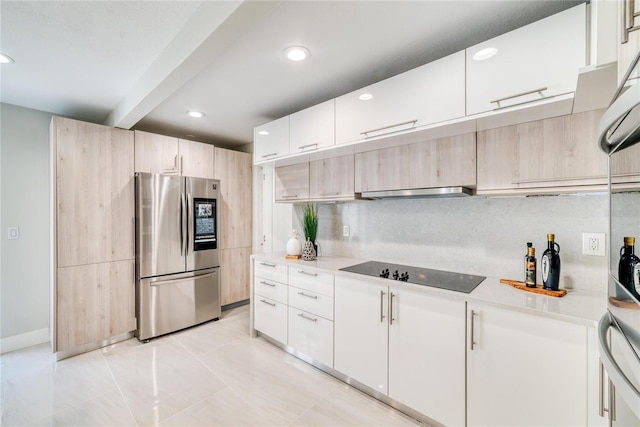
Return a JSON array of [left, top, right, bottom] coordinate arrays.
[[7, 227, 19, 240]]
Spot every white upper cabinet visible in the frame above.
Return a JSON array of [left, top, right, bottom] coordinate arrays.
[[466, 4, 586, 116], [289, 100, 335, 154], [254, 116, 290, 163], [335, 51, 466, 145]]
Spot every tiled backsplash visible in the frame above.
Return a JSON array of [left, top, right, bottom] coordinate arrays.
[[292, 193, 626, 293]]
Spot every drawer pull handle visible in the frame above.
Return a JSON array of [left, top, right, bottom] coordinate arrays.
[[298, 143, 318, 151], [260, 299, 276, 307], [297, 313, 318, 322], [259, 262, 276, 267], [281, 195, 299, 199], [298, 291, 318, 299], [261, 153, 278, 158], [297, 270, 318, 277], [260, 281, 276, 287]]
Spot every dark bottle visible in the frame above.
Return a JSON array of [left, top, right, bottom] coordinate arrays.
[[618, 237, 640, 301], [541, 234, 561, 291], [524, 243, 537, 288]]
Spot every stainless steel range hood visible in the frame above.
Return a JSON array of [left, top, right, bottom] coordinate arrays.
[[359, 186, 473, 199]]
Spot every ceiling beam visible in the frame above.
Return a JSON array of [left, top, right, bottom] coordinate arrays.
[[104, 0, 277, 130]]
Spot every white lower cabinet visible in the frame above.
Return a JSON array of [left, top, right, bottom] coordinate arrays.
[[288, 306, 334, 368], [335, 276, 464, 425], [388, 286, 465, 427], [254, 295, 288, 344], [467, 302, 588, 426]]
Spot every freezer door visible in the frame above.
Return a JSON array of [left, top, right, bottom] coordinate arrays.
[[136, 173, 185, 278], [136, 268, 221, 341], [186, 176, 220, 271]]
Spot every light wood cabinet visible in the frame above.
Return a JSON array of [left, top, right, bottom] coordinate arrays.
[[467, 303, 587, 426], [134, 130, 214, 179], [466, 4, 586, 115], [309, 155, 355, 200], [55, 117, 134, 267], [52, 116, 135, 354], [355, 133, 476, 192], [179, 139, 215, 179], [477, 109, 608, 194], [611, 140, 640, 187], [220, 247, 250, 306], [56, 260, 135, 351], [335, 51, 465, 145], [289, 100, 334, 154], [214, 147, 252, 305], [254, 116, 289, 163], [274, 163, 309, 202]]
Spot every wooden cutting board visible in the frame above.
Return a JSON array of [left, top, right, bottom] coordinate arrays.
[[500, 279, 567, 297]]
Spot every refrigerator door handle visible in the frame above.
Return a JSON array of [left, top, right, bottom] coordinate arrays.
[[149, 271, 218, 287], [181, 192, 187, 256], [186, 193, 192, 255]]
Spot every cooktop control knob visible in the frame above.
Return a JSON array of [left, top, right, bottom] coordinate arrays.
[[400, 272, 409, 282], [379, 269, 389, 278], [393, 270, 399, 280]]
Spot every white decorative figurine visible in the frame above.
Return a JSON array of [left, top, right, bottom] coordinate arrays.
[[286, 229, 303, 258]]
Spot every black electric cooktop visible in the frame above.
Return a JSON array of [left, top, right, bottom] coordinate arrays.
[[340, 261, 486, 294]]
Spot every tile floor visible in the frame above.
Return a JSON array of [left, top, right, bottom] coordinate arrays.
[[1, 305, 421, 426]]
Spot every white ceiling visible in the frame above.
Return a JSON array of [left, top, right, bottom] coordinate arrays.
[[1, 0, 585, 149]]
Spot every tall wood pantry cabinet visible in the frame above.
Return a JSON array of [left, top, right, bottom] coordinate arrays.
[[214, 147, 252, 305], [51, 116, 136, 355]]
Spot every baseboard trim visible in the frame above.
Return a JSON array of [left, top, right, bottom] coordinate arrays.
[[222, 299, 249, 311], [0, 328, 50, 354]]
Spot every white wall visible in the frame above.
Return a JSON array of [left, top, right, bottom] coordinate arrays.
[[1, 103, 52, 349], [291, 193, 615, 293]]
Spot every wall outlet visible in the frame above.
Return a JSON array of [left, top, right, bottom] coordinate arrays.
[[582, 232, 605, 256], [343, 225, 350, 237], [7, 227, 19, 240]]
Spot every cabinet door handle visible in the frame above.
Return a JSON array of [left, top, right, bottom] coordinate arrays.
[[259, 262, 276, 267], [599, 358, 608, 418], [297, 270, 318, 277], [297, 313, 318, 322], [361, 120, 417, 138], [470, 310, 478, 350], [259, 280, 276, 287], [490, 87, 547, 106], [609, 378, 616, 423], [298, 143, 318, 151], [389, 292, 395, 325], [380, 290, 386, 323], [280, 195, 299, 199], [297, 291, 318, 299], [319, 192, 341, 197], [261, 153, 278, 158], [260, 299, 276, 307]]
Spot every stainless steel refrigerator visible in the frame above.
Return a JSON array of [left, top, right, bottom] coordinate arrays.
[[135, 172, 221, 341], [598, 49, 640, 425]]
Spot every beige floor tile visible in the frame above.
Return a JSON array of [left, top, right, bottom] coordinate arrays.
[[103, 337, 225, 426], [31, 389, 137, 427], [1, 349, 117, 426], [172, 319, 244, 356], [291, 383, 421, 426]]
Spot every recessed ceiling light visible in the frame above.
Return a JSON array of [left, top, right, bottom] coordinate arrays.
[[187, 111, 205, 118], [258, 130, 269, 136], [359, 93, 374, 101], [284, 46, 310, 62], [473, 47, 498, 61], [0, 53, 15, 64]]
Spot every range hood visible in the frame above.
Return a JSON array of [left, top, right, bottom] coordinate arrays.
[[598, 51, 640, 155], [359, 186, 473, 199]]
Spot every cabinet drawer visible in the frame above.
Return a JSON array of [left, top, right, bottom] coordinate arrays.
[[289, 268, 334, 297], [254, 277, 287, 304], [254, 295, 287, 344], [288, 286, 334, 320], [254, 261, 288, 284], [288, 306, 334, 368]]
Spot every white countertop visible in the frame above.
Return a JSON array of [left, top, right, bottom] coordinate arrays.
[[251, 252, 607, 327]]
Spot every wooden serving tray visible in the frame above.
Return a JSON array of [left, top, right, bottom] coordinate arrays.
[[500, 279, 567, 298], [609, 296, 640, 309], [285, 254, 302, 260]]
